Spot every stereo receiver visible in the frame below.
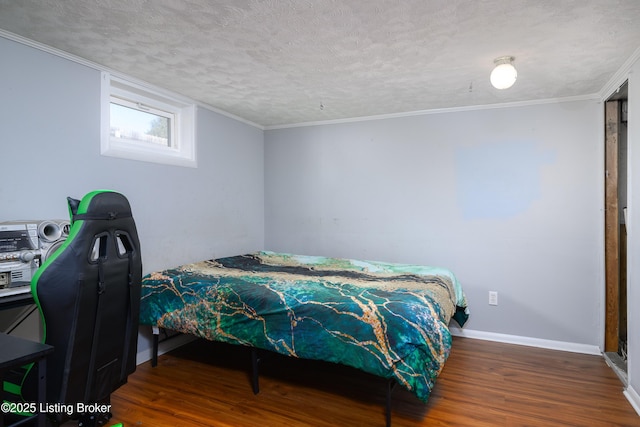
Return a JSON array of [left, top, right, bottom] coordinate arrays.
[[0, 220, 69, 291]]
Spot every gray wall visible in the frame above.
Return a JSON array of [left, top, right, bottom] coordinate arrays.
[[265, 100, 603, 347], [0, 36, 265, 352], [625, 59, 640, 411]]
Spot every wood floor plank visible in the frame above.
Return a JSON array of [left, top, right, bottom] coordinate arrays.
[[103, 337, 640, 426]]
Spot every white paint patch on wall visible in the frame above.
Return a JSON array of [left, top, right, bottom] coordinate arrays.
[[455, 140, 556, 219]]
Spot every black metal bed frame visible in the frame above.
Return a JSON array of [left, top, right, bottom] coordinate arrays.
[[151, 327, 398, 427]]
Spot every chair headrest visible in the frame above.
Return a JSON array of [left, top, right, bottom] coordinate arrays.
[[68, 190, 133, 225]]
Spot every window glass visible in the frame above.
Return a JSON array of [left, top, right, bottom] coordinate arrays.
[[110, 101, 171, 147], [101, 72, 196, 168]]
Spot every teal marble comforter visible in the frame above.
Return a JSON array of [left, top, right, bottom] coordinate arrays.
[[139, 251, 468, 402]]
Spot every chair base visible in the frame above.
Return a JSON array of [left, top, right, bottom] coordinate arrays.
[[76, 411, 113, 427]]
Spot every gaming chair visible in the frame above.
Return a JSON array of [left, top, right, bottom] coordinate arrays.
[[5, 190, 142, 426]]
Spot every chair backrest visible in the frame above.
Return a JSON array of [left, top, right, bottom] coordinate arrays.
[[29, 190, 142, 412]]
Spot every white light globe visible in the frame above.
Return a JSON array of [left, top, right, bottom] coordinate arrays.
[[490, 63, 517, 89]]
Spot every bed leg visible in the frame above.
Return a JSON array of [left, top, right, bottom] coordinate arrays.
[[251, 347, 260, 394], [386, 379, 396, 427], [152, 326, 159, 367]]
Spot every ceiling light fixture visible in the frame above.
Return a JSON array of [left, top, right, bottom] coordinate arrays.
[[490, 56, 517, 89]]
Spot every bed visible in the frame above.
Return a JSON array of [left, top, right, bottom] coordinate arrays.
[[139, 251, 468, 425]]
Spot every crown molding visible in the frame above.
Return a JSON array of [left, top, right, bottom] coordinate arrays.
[[4, 28, 635, 132], [0, 29, 264, 130], [264, 94, 600, 130], [600, 45, 640, 101]]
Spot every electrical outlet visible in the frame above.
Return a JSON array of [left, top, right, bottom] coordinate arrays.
[[489, 291, 498, 306]]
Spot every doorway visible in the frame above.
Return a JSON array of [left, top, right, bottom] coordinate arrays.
[[604, 81, 628, 382]]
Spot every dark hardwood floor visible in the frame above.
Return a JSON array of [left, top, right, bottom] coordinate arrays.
[[107, 337, 640, 426]]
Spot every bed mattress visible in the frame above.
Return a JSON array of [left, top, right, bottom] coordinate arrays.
[[139, 251, 468, 402]]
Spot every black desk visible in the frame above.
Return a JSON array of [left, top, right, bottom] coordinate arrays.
[[0, 292, 34, 311], [0, 333, 53, 427]]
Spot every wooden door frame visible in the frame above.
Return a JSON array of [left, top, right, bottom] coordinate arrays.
[[605, 100, 620, 353]]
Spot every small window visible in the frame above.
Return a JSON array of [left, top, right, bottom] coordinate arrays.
[[101, 72, 197, 167]]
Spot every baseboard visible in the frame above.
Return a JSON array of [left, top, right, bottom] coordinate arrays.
[[136, 333, 196, 365], [624, 385, 640, 416], [449, 326, 602, 355]]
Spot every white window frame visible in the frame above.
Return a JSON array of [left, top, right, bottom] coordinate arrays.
[[101, 72, 197, 167]]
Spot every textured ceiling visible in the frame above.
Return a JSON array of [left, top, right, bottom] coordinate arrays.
[[0, 0, 639, 128]]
